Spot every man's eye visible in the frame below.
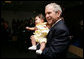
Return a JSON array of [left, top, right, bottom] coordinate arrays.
[[48, 12, 51, 14]]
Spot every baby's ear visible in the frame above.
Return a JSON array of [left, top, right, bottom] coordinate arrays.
[[42, 19, 44, 22]]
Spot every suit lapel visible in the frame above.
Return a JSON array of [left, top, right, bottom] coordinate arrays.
[[47, 20, 64, 41]]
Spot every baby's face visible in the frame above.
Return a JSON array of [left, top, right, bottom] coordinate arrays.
[[35, 16, 42, 24]]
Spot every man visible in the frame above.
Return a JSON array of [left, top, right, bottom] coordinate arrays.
[[37, 3, 70, 58]]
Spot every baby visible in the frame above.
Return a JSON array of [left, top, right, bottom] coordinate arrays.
[[26, 14, 49, 54]]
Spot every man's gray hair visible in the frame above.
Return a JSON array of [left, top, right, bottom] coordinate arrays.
[[45, 3, 62, 13]]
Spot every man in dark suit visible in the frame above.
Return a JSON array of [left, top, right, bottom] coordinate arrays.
[[37, 3, 70, 58]]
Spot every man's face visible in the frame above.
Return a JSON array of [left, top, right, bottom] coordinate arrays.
[[45, 6, 59, 25]]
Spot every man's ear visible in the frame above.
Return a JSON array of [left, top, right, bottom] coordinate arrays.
[[57, 10, 61, 17]]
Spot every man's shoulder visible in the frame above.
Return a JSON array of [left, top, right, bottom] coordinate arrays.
[[53, 20, 68, 31]]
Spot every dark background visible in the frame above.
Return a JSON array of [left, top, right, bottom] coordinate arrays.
[[1, 1, 83, 58]]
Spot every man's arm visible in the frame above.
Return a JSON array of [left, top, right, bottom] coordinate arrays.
[[43, 29, 70, 57]]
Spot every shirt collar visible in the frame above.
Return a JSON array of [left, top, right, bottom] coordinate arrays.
[[51, 18, 62, 28]]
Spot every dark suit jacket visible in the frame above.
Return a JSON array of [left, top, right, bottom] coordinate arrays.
[[41, 20, 70, 58]]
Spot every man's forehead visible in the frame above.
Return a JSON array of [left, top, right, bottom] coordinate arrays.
[[46, 5, 54, 10], [45, 6, 54, 13]]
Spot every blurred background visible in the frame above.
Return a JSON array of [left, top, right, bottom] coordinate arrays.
[[1, 1, 83, 58]]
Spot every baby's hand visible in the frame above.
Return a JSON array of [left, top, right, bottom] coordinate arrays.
[[26, 27, 29, 29]]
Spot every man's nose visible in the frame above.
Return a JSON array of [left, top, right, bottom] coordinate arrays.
[[46, 14, 49, 19]]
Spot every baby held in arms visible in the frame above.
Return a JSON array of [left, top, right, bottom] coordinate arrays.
[[26, 14, 50, 54]]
